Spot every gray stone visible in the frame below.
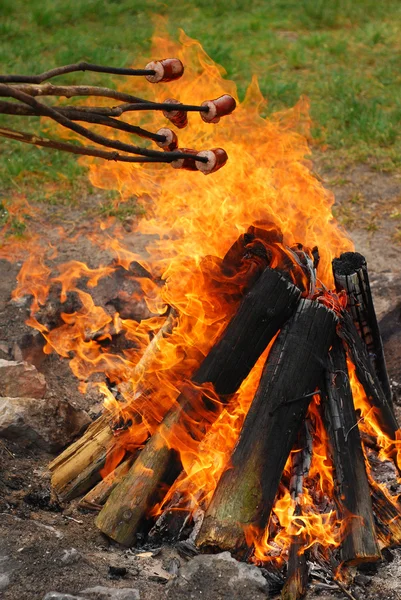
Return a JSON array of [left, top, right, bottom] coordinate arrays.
[[60, 548, 81, 565], [80, 587, 140, 600], [168, 551, 269, 599], [0, 573, 10, 591], [43, 594, 86, 600], [0, 358, 46, 398], [0, 396, 90, 451]]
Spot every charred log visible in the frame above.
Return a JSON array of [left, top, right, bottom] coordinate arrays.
[[369, 477, 401, 547], [333, 252, 392, 403], [196, 299, 337, 555], [281, 426, 311, 600], [281, 506, 309, 600], [95, 267, 301, 546], [323, 337, 380, 565], [338, 310, 398, 440]]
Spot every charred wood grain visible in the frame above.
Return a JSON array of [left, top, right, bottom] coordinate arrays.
[[338, 310, 398, 440], [323, 337, 380, 565], [196, 299, 337, 555], [333, 252, 392, 403], [281, 506, 309, 600]]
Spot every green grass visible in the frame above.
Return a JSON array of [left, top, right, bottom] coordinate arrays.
[[1, 0, 401, 205]]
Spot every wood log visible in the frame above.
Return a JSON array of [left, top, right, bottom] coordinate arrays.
[[196, 298, 337, 555], [48, 309, 178, 500], [281, 425, 311, 600], [78, 456, 135, 511], [338, 310, 399, 440], [369, 477, 401, 547], [281, 506, 309, 600], [323, 337, 380, 565], [333, 252, 392, 403], [49, 414, 114, 501], [95, 267, 301, 546]]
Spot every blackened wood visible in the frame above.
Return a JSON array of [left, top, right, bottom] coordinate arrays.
[[338, 310, 398, 440], [96, 267, 301, 546], [369, 477, 401, 547], [281, 506, 309, 600], [333, 252, 392, 403], [289, 422, 312, 502], [323, 337, 380, 565], [196, 299, 337, 554], [281, 427, 311, 600]]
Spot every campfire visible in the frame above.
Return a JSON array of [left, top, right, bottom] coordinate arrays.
[[6, 30, 401, 599]]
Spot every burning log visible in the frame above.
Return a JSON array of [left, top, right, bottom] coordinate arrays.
[[78, 456, 135, 511], [333, 252, 392, 403], [49, 308, 178, 500], [281, 506, 309, 600], [323, 337, 380, 565], [95, 266, 301, 546], [369, 478, 401, 547], [338, 310, 398, 440], [280, 424, 312, 600], [196, 299, 337, 555]]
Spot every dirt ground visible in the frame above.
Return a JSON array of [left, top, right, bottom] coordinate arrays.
[[0, 161, 400, 600]]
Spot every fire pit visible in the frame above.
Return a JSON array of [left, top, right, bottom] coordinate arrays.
[[2, 30, 401, 600]]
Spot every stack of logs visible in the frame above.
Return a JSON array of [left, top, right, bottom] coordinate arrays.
[[49, 226, 401, 599]]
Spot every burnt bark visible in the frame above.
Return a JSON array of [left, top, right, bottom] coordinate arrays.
[[338, 310, 398, 440], [333, 252, 392, 402], [196, 299, 337, 555], [281, 506, 309, 600], [323, 337, 380, 565], [95, 267, 301, 546]]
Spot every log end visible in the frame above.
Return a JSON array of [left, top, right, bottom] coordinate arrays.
[[195, 515, 248, 555]]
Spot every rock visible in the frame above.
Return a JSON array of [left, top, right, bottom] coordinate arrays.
[[0, 396, 90, 451], [80, 587, 140, 600], [43, 593, 86, 600], [0, 359, 46, 398], [60, 548, 81, 565], [168, 551, 269, 600], [0, 573, 10, 591], [15, 332, 47, 369]]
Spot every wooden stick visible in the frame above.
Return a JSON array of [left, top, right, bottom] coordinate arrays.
[[0, 126, 171, 163], [333, 252, 392, 403], [196, 299, 337, 555], [95, 267, 301, 546], [0, 61, 156, 84], [0, 101, 166, 142], [0, 83, 208, 113], [323, 337, 380, 565], [0, 84, 208, 163]]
